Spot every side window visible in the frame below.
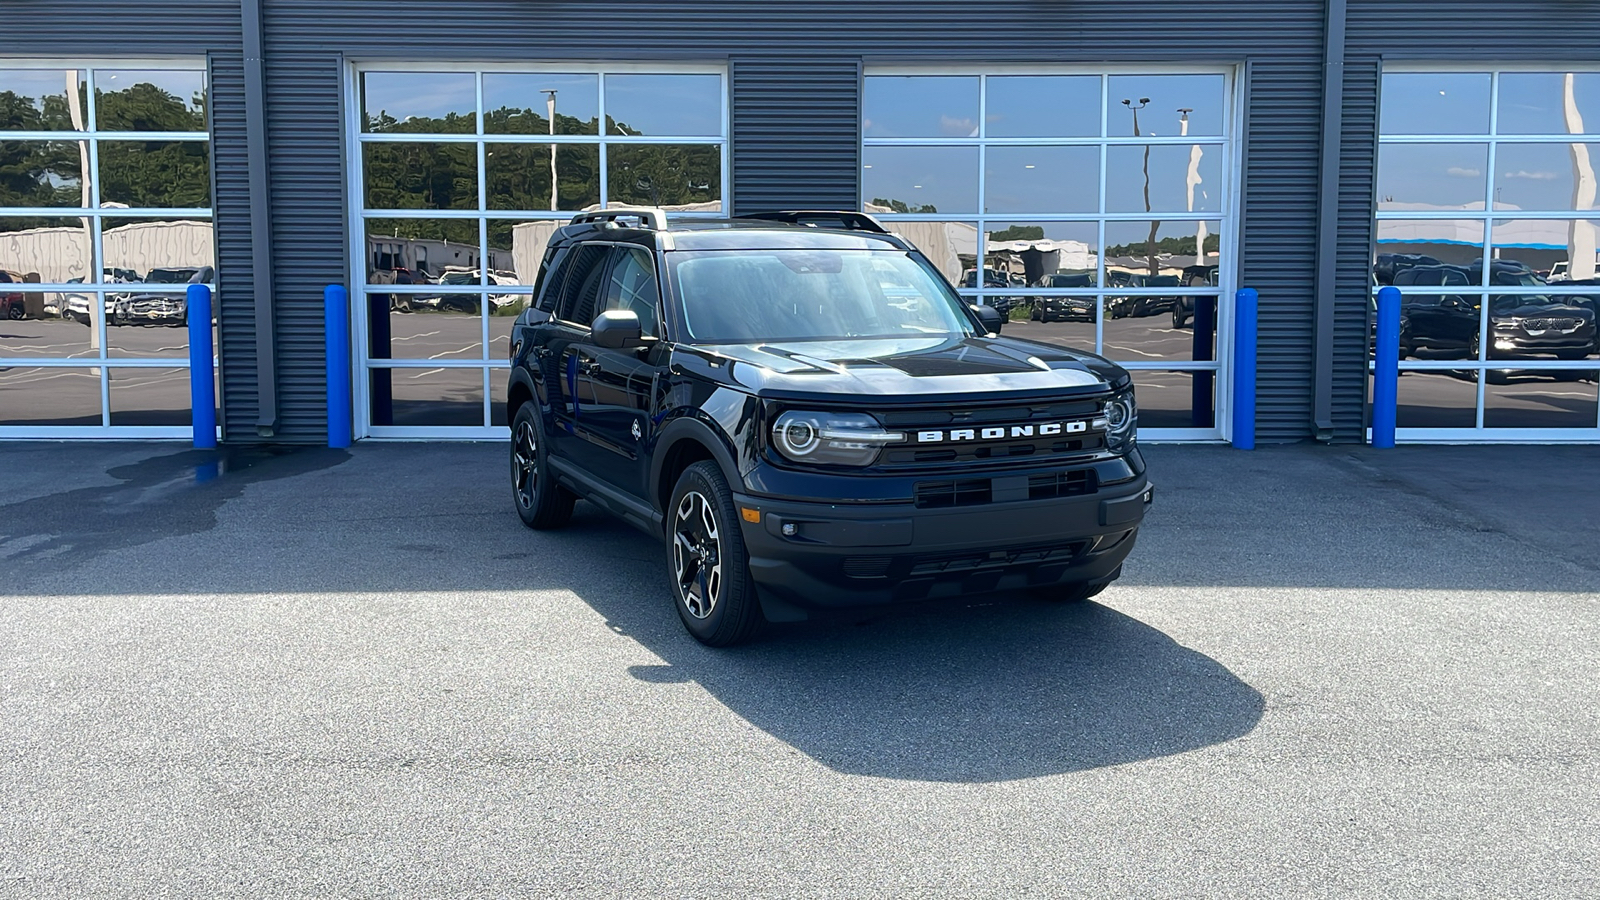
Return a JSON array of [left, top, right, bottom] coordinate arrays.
[[556, 244, 610, 325], [600, 247, 661, 337], [533, 246, 567, 312]]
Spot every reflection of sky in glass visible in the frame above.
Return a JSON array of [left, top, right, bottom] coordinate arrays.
[[1106, 75, 1226, 136], [1494, 143, 1600, 211], [1379, 73, 1489, 135], [984, 146, 1098, 213], [1498, 73, 1600, 134], [1105, 145, 1222, 213], [1378, 143, 1488, 209], [362, 72, 475, 125], [862, 145, 978, 213], [0, 69, 82, 119], [986, 76, 1100, 138], [483, 73, 598, 133], [863, 76, 980, 138], [605, 74, 721, 136]]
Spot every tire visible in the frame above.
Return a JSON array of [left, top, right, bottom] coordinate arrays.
[[666, 460, 762, 647], [7, 304, 22, 320], [510, 402, 574, 530], [1172, 305, 1188, 329]]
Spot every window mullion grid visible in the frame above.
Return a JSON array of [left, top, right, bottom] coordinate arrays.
[[597, 73, 609, 205], [975, 74, 988, 306], [1473, 74, 1503, 428], [1097, 73, 1110, 356], [475, 71, 492, 427]]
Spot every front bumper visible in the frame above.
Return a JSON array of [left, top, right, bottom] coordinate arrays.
[[733, 475, 1152, 615]]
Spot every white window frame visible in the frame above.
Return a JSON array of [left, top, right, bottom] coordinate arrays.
[[861, 64, 1243, 443], [345, 60, 730, 440], [0, 57, 212, 440], [1375, 63, 1600, 444]]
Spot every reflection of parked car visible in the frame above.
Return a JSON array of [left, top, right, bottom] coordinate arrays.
[[960, 267, 1023, 316], [436, 269, 523, 314], [1373, 252, 1442, 285], [1028, 273, 1096, 322], [0, 270, 24, 320], [111, 266, 213, 327], [1171, 264, 1219, 328], [370, 266, 433, 311], [1107, 272, 1179, 319], [1391, 262, 1596, 360]]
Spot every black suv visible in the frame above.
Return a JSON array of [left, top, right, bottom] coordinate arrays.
[[506, 209, 1151, 646]]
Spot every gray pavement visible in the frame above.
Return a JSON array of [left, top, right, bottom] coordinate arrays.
[[0, 440, 1597, 897]]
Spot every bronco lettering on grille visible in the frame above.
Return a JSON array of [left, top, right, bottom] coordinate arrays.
[[915, 421, 1089, 443]]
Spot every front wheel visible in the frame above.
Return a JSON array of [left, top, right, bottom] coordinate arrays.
[[6, 304, 22, 320], [667, 461, 762, 647], [510, 403, 574, 529]]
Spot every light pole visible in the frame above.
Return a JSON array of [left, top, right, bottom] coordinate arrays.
[[1180, 107, 1206, 268], [1122, 97, 1159, 279], [542, 89, 558, 211]]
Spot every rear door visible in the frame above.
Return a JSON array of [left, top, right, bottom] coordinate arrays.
[[538, 243, 612, 456]]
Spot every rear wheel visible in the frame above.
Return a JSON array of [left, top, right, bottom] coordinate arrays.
[[510, 403, 574, 529], [667, 461, 762, 647], [1172, 304, 1188, 328]]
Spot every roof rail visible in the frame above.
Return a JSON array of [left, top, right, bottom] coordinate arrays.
[[570, 206, 668, 231], [734, 210, 890, 235]]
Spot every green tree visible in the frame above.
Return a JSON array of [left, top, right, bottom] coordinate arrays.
[[871, 197, 939, 214], [988, 225, 1045, 241]]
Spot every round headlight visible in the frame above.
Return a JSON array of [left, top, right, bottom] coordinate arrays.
[[779, 418, 820, 456], [770, 411, 904, 467]]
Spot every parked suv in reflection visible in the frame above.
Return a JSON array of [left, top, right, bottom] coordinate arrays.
[[1391, 262, 1596, 360], [506, 208, 1151, 646], [1028, 272, 1096, 322]]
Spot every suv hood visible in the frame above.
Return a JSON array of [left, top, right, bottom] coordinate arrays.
[[679, 334, 1127, 401]]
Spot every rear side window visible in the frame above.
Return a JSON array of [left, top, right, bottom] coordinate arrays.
[[556, 244, 610, 325]]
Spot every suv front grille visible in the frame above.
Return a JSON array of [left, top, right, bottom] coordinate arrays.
[[914, 479, 992, 509], [1028, 470, 1097, 500], [909, 541, 1088, 576], [876, 400, 1107, 470]]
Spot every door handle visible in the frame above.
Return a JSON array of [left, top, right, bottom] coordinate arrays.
[[578, 359, 601, 376]]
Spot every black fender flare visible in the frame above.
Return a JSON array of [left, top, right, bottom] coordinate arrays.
[[649, 415, 743, 516], [505, 365, 547, 419]]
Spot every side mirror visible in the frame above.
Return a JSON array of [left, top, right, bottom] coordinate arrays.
[[970, 303, 1005, 334], [592, 308, 644, 349]]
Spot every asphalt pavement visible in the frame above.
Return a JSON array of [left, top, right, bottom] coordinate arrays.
[[0, 441, 1596, 898]]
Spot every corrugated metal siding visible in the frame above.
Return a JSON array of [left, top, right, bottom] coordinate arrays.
[[255, 0, 1327, 442], [209, 50, 260, 437], [258, 49, 345, 441], [1349, 1, 1600, 51], [1240, 58, 1324, 442], [730, 57, 859, 214], [1334, 58, 1379, 441]]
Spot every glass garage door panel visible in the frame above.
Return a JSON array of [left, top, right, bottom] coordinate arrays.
[[353, 64, 728, 437], [862, 68, 1235, 440], [1377, 67, 1600, 441], [0, 62, 210, 438]]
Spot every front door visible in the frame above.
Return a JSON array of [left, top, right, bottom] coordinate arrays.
[[572, 245, 663, 500]]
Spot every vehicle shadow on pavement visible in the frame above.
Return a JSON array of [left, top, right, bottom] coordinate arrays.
[[620, 598, 1265, 783], [544, 509, 1266, 783]]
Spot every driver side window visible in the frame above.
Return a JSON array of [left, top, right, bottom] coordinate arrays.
[[601, 247, 661, 337]]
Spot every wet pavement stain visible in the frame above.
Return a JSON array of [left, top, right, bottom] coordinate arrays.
[[0, 446, 349, 574]]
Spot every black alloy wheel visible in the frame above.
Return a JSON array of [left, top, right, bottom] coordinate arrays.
[[7, 304, 23, 320], [667, 461, 762, 647], [510, 403, 574, 529]]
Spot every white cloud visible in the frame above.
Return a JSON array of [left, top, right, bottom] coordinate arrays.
[[1446, 167, 1482, 177], [1503, 170, 1560, 180], [939, 114, 978, 137]]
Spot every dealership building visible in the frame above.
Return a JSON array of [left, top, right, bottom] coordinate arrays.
[[4, 0, 1600, 444]]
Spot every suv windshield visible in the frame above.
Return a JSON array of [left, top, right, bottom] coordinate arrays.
[[668, 249, 973, 343]]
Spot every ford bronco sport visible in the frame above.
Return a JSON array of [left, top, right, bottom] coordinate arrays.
[[506, 208, 1152, 646]]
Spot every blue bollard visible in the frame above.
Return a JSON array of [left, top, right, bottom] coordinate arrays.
[[325, 285, 353, 448], [1372, 285, 1401, 448], [1232, 288, 1258, 450], [187, 283, 216, 449]]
